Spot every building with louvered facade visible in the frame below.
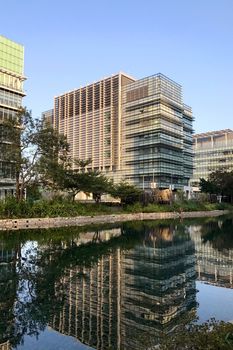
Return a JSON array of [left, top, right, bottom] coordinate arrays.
[[52, 72, 193, 193]]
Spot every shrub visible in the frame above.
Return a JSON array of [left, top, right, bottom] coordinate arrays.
[[159, 319, 233, 350]]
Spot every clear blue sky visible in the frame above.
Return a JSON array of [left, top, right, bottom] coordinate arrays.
[[2, 0, 233, 133]]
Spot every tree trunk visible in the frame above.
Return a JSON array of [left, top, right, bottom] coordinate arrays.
[[15, 171, 20, 202], [19, 182, 25, 201]]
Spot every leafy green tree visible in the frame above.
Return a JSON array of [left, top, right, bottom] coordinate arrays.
[[158, 319, 233, 350], [199, 171, 233, 203], [209, 170, 233, 203], [25, 183, 42, 202], [61, 170, 90, 202], [110, 181, 142, 205], [199, 178, 218, 194], [2, 108, 69, 201], [59, 159, 113, 202], [89, 172, 113, 203]]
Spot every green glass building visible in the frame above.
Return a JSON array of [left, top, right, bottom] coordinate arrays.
[[0, 35, 26, 198], [121, 73, 193, 190]]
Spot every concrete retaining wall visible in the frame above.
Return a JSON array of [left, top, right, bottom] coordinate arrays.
[[0, 210, 228, 231]]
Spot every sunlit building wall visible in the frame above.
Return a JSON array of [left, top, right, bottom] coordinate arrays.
[[53, 73, 135, 178], [53, 73, 193, 191], [0, 341, 10, 350], [0, 35, 26, 198], [191, 129, 233, 187]]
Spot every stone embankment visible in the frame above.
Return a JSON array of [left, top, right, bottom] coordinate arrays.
[[0, 210, 229, 231]]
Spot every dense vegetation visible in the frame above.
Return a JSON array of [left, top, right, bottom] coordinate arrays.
[[0, 196, 230, 219], [200, 169, 233, 203], [158, 319, 233, 350]]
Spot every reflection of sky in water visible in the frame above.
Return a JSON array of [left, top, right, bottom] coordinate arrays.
[[196, 282, 233, 323], [15, 327, 93, 350], [1, 217, 233, 350]]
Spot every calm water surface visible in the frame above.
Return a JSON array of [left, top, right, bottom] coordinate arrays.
[[1, 216, 233, 349]]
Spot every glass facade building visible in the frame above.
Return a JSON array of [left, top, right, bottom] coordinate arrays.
[[121, 74, 193, 189], [0, 35, 26, 199], [42, 109, 54, 126], [191, 129, 233, 187], [53, 72, 193, 191]]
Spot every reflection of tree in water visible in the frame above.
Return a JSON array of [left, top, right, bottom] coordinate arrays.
[[201, 217, 233, 250], [0, 222, 198, 350], [0, 243, 18, 348], [193, 217, 233, 288], [49, 222, 197, 350], [0, 225, 141, 348]]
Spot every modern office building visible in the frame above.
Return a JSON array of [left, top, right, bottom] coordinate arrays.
[[121, 74, 193, 189], [0, 35, 26, 198], [191, 129, 233, 187], [54, 73, 135, 176], [53, 72, 193, 191], [41, 109, 54, 126]]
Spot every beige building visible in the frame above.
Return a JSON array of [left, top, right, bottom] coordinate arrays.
[[0, 342, 10, 350], [53, 72, 193, 192], [54, 73, 134, 179]]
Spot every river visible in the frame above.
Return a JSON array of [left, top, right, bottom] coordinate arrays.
[[0, 215, 233, 349]]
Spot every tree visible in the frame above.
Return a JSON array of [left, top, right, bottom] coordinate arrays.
[[62, 170, 91, 202], [90, 172, 113, 203], [200, 170, 233, 203], [58, 159, 113, 202], [2, 107, 69, 201], [209, 170, 233, 203], [158, 319, 233, 350], [199, 178, 218, 195], [110, 181, 142, 205]]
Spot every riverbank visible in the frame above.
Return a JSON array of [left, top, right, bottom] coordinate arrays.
[[0, 209, 229, 231]]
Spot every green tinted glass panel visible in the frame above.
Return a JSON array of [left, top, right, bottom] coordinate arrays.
[[0, 35, 24, 75]]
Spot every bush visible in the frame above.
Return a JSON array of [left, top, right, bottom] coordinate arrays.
[[0, 196, 231, 219], [159, 319, 233, 350], [124, 202, 143, 213]]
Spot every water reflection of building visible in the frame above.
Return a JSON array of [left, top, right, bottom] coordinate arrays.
[[50, 225, 197, 350], [0, 244, 17, 349], [52, 249, 121, 350], [121, 227, 196, 349], [0, 341, 10, 350], [190, 225, 233, 288]]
